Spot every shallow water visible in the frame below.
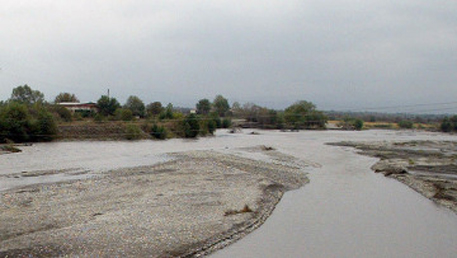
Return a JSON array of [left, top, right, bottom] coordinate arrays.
[[1, 130, 457, 257], [212, 130, 457, 258]]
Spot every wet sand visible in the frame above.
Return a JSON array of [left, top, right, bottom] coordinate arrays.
[[0, 148, 308, 257]]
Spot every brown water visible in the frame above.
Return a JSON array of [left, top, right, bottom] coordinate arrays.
[[1, 130, 457, 257]]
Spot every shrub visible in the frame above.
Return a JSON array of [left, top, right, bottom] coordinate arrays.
[[207, 119, 217, 135], [340, 117, 363, 130], [31, 109, 58, 141], [398, 120, 414, 129], [441, 118, 453, 132], [115, 108, 134, 121], [53, 106, 72, 122], [75, 109, 95, 118], [212, 115, 222, 128], [353, 119, 364, 131], [183, 114, 200, 138], [0, 103, 57, 143], [151, 124, 167, 140], [94, 113, 105, 123], [284, 101, 327, 129], [222, 118, 232, 128], [125, 123, 143, 140], [0, 102, 30, 142]]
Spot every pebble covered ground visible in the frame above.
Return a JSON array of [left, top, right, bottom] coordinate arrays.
[[0, 147, 308, 257], [330, 140, 457, 214]]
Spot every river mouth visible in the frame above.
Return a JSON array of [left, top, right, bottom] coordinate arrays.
[[1, 130, 457, 257]]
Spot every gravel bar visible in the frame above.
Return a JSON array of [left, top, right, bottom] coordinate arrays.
[[0, 149, 308, 257]]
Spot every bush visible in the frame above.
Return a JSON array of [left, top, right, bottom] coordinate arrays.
[[151, 124, 167, 140], [183, 114, 200, 138], [31, 109, 58, 141], [125, 124, 143, 140], [75, 109, 95, 118], [212, 116, 222, 128], [159, 104, 174, 120], [115, 108, 134, 121], [53, 106, 72, 122], [441, 117, 453, 132], [0, 102, 30, 142], [207, 119, 217, 135], [0, 102, 57, 143], [353, 119, 364, 131], [398, 120, 414, 129], [222, 118, 232, 128], [94, 113, 105, 123], [340, 117, 363, 130], [284, 101, 327, 129]]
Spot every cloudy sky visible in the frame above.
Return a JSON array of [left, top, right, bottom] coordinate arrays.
[[1, 1, 456, 113]]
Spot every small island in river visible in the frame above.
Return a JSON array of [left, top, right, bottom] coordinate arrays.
[[0, 147, 308, 257]]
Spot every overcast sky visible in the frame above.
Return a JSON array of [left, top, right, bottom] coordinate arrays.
[[1, 1, 456, 113]]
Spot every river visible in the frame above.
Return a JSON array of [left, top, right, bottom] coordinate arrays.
[[1, 130, 457, 257]]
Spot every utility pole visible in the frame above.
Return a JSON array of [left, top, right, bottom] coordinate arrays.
[[107, 89, 110, 98]]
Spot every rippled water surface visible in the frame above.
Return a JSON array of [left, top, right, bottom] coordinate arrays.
[[1, 130, 457, 257]]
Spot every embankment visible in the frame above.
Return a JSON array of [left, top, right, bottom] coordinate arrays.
[[57, 122, 145, 140]]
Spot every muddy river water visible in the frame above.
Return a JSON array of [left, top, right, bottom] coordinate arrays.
[[1, 130, 457, 257]]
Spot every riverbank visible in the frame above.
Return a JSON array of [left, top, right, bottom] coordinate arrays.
[[0, 144, 23, 154], [330, 140, 457, 214], [0, 148, 308, 257]]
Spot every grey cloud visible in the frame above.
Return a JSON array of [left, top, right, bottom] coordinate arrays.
[[1, 0, 456, 112]]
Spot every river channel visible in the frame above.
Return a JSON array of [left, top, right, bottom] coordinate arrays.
[[1, 130, 457, 257]]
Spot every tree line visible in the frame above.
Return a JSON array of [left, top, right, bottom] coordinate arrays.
[[0, 84, 333, 143]]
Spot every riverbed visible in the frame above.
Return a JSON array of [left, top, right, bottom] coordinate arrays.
[[1, 130, 457, 257]]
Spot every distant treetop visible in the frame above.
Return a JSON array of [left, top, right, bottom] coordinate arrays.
[[54, 92, 79, 103], [10, 85, 45, 105]]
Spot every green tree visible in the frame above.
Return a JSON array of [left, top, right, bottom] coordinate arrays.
[[97, 95, 120, 116], [115, 108, 134, 121], [31, 108, 58, 141], [441, 115, 457, 132], [124, 95, 145, 118], [441, 118, 452, 132], [146, 102, 164, 117], [159, 103, 174, 120], [353, 118, 364, 131], [196, 99, 211, 115], [0, 102, 30, 142], [182, 113, 200, 138], [284, 100, 326, 129], [10, 85, 45, 105], [52, 106, 72, 122], [207, 119, 217, 135], [150, 124, 167, 139], [0, 102, 57, 143], [213, 95, 230, 117], [340, 116, 363, 130], [54, 92, 79, 103], [222, 118, 232, 128]]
